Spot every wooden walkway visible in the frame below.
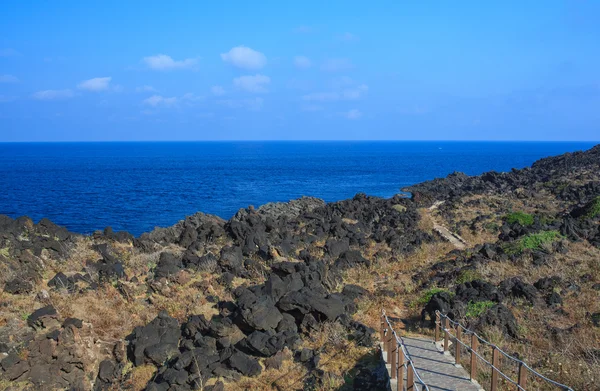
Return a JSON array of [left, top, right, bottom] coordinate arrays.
[[427, 200, 468, 250], [381, 337, 482, 391]]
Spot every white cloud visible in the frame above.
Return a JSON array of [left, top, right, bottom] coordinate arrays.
[[0, 48, 20, 57], [300, 104, 324, 112], [221, 46, 267, 70], [211, 85, 226, 96], [181, 93, 204, 104], [321, 58, 353, 72], [233, 74, 270, 93], [141, 93, 203, 108], [77, 77, 111, 91], [142, 95, 178, 107], [302, 92, 340, 102], [337, 32, 358, 42], [294, 26, 314, 34], [0, 74, 19, 83], [136, 85, 157, 93], [32, 89, 75, 100], [302, 84, 368, 102], [217, 97, 264, 111], [342, 84, 368, 100], [345, 109, 362, 120], [331, 76, 355, 88], [294, 56, 312, 69], [143, 54, 197, 71]]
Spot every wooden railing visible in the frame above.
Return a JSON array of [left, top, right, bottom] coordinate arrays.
[[381, 310, 430, 391], [435, 311, 574, 391]]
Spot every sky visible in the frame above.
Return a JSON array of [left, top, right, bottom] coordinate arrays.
[[0, 1, 599, 141]]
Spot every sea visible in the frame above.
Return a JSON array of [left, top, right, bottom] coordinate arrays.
[[0, 141, 596, 236]]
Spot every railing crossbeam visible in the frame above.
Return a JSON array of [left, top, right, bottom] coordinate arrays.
[[434, 310, 574, 391]]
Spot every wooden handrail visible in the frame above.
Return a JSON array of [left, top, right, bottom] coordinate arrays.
[[381, 310, 431, 391], [434, 311, 574, 391]]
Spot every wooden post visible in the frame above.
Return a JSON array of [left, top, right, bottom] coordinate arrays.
[[407, 363, 414, 391], [491, 346, 500, 391], [387, 329, 393, 363], [470, 333, 478, 381], [443, 317, 449, 352], [380, 316, 385, 343], [398, 348, 404, 391], [390, 343, 397, 379], [435, 312, 440, 343], [517, 362, 527, 389], [455, 326, 462, 364]]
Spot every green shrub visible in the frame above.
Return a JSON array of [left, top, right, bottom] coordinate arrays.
[[502, 230, 562, 255], [521, 230, 562, 250], [412, 287, 452, 308], [466, 301, 495, 318], [505, 211, 534, 226], [455, 269, 481, 285], [584, 196, 600, 218]]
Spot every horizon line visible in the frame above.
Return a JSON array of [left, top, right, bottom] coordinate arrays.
[[1, 140, 599, 143]]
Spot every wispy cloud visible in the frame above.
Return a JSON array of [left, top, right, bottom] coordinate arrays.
[[32, 89, 75, 100], [0, 74, 19, 83], [143, 54, 198, 71], [221, 46, 267, 70], [233, 74, 270, 93], [142, 93, 204, 108], [181, 93, 205, 104], [294, 56, 312, 69], [300, 104, 324, 112], [0, 48, 20, 57], [302, 92, 340, 102], [211, 85, 226, 96], [135, 85, 157, 93], [294, 25, 314, 34], [342, 84, 368, 100], [217, 97, 264, 111], [337, 32, 358, 42], [77, 77, 112, 91], [321, 58, 354, 72], [302, 84, 368, 102], [344, 109, 362, 119], [142, 94, 178, 107]]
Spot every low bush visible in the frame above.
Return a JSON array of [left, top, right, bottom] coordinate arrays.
[[505, 211, 534, 226], [502, 230, 562, 255], [585, 196, 600, 218], [455, 269, 481, 285], [466, 300, 495, 318], [413, 287, 451, 308]]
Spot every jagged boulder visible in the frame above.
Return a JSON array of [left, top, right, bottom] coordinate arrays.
[[129, 311, 181, 366]]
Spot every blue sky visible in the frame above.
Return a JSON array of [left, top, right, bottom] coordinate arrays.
[[0, 1, 599, 141]]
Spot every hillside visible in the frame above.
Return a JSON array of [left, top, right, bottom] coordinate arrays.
[[1, 145, 599, 390]]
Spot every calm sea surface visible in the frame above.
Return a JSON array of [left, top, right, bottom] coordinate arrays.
[[0, 141, 596, 236]]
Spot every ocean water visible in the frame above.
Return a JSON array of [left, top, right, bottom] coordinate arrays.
[[0, 141, 596, 236]]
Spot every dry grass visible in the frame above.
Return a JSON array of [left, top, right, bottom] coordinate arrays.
[[125, 364, 157, 391], [226, 351, 307, 391], [417, 208, 434, 233], [50, 284, 154, 340]]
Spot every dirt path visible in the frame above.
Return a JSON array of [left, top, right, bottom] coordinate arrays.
[[427, 201, 468, 250]]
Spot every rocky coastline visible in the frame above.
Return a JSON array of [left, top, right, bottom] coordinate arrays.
[[1, 145, 599, 390]]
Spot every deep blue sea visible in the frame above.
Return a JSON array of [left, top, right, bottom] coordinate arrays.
[[0, 141, 596, 236]]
